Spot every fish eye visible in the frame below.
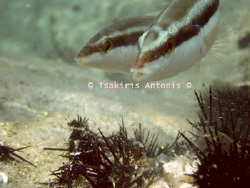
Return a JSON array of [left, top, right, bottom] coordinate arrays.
[[101, 38, 112, 53], [164, 39, 174, 54]]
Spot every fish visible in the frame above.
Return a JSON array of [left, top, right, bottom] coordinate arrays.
[[76, 0, 221, 82], [75, 16, 155, 73], [132, 0, 221, 82]]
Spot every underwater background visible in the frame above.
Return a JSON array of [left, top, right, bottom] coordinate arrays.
[[0, 0, 250, 187]]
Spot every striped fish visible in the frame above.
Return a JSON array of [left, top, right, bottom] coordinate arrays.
[[76, 0, 221, 82], [76, 16, 155, 73], [132, 0, 220, 82]]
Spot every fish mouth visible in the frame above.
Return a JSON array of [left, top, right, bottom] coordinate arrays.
[[75, 50, 90, 66], [75, 56, 92, 66], [75, 50, 84, 59], [75, 45, 98, 66], [75, 57, 93, 68], [131, 55, 162, 82], [132, 50, 157, 82], [75, 51, 103, 67], [131, 65, 154, 82]]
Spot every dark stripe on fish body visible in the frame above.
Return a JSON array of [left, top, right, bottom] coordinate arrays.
[[77, 31, 144, 57], [88, 16, 155, 44], [139, 0, 220, 66], [157, 0, 198, 28], [110, 31, 143, 48], [174, 0, 219, 47], [77, 16, 155, 58]]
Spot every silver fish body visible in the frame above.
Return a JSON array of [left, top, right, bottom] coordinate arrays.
[[76, 16, 155, 73], [132, 0, 220, 82]]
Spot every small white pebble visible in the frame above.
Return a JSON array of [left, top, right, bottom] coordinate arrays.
[[43, 111, 49, 117], [0, 172, 8, 184]]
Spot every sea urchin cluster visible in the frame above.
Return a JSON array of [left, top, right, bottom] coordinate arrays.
[[45, 116, 174, 188], [181, 85, 250, 188]]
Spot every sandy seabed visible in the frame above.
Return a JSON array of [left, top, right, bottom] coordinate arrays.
[[0, 0, 250, 187]]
